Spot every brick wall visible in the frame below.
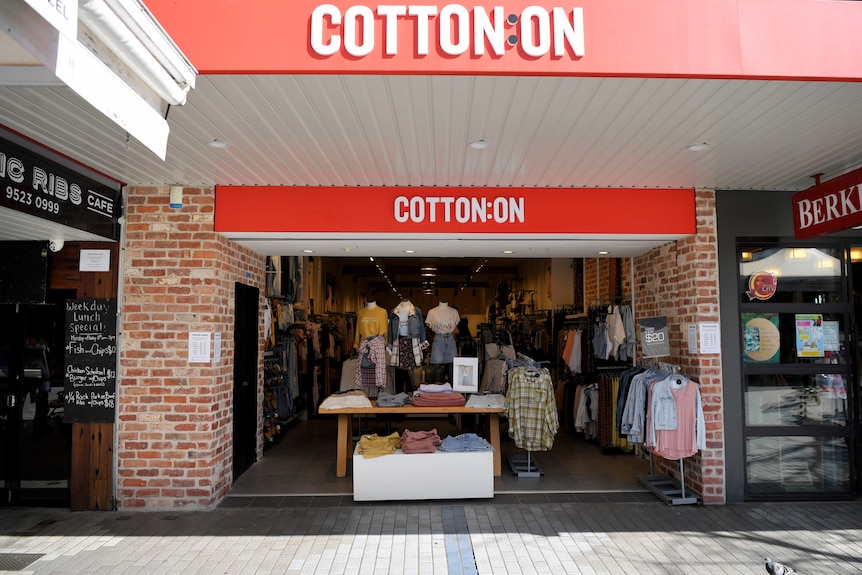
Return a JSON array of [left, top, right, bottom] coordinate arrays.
[[584, 258, 598, 303], [118, 186, 265, 509], [633, 189, 724, 503]]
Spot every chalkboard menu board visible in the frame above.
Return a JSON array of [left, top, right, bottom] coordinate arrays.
[[64, 298, 117, 423]]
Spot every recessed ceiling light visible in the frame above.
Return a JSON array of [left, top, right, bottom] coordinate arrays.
[[404, 250, 415, 254], [469, 139, 491, 150], [687, 143, 710, 152], [502, 250, 514, 254], [303, 249, 314, 253], [598, 251, 609, 255], [206, 139, 232, 149]]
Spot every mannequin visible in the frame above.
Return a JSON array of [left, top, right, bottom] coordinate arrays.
[[425, 300, 461, 383], [354, 299, 390, 391], [456, 317, 477, 357], [387, 299, 428, 393]]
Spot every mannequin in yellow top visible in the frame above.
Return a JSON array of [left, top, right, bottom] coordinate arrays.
[[355, 300, 389, 348]]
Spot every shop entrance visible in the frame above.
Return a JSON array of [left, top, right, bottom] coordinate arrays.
[[229, 255, 656, 501], [0, 301, 71, 507]]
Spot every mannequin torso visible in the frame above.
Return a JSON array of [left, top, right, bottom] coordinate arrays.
[[426, 301, 460, 334]]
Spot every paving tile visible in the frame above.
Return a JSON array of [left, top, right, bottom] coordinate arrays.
[[3, 501, 862, 574]]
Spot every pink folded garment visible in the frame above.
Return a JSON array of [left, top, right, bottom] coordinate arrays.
[[402, 429, 441, 442], [412, 392, 466, 407], [400, 428, 442, 453]]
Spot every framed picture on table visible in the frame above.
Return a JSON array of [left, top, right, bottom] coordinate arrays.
[[452, 357, 479, 393]]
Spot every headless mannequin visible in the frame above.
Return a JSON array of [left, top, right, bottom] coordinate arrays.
[[393, 299, 414, 393], [390, 299, 430, 393], [426, 300, 460, 384], [354, 299, 389, 393]]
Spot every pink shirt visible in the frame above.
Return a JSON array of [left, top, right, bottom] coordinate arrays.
[[651, 378, 704, 460]]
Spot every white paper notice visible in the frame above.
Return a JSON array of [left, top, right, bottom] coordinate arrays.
[[188, 332, 211, 363], [79, 249, 111, 272], [214, 333, 222, 363], [699, 323, 721, 354], [688, 324, 698, 354]]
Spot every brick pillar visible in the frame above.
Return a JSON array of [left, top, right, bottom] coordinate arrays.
[[118, 186, 265, 509], [634, 189, 725, 504]]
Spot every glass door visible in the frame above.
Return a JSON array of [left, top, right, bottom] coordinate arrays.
[[0, 303, 70, 507], [739, 242, 855, 500], [850, 245, 862, 495]]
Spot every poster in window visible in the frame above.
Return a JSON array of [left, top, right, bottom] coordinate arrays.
[[795, 314, 824, 358], [742, 313, 780, 363], [822, 321, 840, 352]]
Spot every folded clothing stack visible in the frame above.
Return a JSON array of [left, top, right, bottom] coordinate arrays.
[[400, 429, 442, 453], [412, 392, 465, 407], [358, 432, 401, 458]]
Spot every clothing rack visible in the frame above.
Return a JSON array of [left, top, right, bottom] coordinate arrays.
[[638, 452, 700, 505], [626, 363, 701, 505], [505, 360, 556, 478], [591, 300, 629, 306], [640, 358, 681, 374], [508, 451, 543, 478]]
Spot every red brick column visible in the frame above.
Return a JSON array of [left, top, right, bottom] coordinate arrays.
[[633, 189, 725, 503], [118, 186, 265, 509]]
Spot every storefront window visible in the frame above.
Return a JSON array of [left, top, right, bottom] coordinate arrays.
[[746, 436, 850, 495], [739, 247, 844, 304], [738, 241, 855, 500], [744, 374, 848, 427], [741, 312, 847, 365]]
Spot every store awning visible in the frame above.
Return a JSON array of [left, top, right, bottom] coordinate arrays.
[[0, 0, 197, 159]]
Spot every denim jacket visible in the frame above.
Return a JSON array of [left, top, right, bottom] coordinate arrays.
[[387, 302, 427, 345]]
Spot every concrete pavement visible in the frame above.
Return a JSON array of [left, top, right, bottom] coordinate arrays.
[[1, 497, 861, 574]]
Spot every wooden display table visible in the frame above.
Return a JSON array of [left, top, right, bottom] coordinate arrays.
[[318, 402, 505, 477]]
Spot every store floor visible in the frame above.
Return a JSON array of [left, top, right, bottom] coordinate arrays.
[[227, 415, 656, 505]]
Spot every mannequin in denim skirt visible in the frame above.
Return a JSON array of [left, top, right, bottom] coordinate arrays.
[[425, 301, 460, 384]]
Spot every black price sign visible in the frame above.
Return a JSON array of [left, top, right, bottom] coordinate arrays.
[[64, 298, 118, 423]]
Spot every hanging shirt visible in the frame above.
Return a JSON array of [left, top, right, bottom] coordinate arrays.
[[648, 375, 706, 460], [607, 305, 626, 360], [505, 366, 559, 451]]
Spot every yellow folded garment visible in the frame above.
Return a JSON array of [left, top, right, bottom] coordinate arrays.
[[358, 432, 402, 458]]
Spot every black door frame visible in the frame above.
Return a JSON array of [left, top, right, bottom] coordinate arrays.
[[0, 302, 71, 507], [232, 283, 260, 481]]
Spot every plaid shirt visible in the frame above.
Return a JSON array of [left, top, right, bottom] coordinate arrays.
[[505, 367, 559, 451], [355, 335, 387, 387], [388, 335, 426, 367]]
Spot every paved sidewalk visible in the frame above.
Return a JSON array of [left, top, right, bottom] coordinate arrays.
[[1, 498, 861, 574]]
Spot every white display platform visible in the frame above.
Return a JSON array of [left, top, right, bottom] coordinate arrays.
[[352, 445, 494, 501]]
